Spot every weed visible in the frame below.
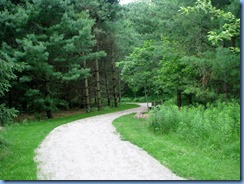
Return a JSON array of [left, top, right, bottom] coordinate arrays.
[[148, 101, 240, 160]]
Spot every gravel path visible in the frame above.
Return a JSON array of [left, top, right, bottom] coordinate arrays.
[[35, 103, 183, 180]]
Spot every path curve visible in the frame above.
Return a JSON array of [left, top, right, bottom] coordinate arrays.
[[35, 103, 182, 180]]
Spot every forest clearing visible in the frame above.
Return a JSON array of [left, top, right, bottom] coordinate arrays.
[[0, 0, 240, 181]]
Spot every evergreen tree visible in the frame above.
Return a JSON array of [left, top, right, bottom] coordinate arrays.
[[13, 0, 104, 118]]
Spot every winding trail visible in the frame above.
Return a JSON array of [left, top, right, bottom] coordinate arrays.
[[35, 103, 182, 180]]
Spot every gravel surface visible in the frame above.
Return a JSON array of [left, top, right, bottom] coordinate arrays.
[[35, 103, 183, 180]]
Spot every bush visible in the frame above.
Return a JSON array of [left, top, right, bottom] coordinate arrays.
[[120, 97, 134, 102], [148, 105, 180, 133], [148, 101, 240, 159], [163, 97, 176, 106], [0, 104, 18, 126]]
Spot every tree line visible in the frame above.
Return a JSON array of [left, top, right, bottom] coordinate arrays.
[[118, 0, 240, 109], [0, 0, 124, 124], [0, 0, 240, 125]]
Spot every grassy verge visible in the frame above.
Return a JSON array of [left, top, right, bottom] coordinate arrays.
[[0, 103, 139, 180], [113, 113, 240, 180]]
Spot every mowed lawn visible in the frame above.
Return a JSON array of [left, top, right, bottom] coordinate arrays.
[[0, 104, 139, 180]]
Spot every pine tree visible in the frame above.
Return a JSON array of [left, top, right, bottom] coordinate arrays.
[[14, 0, 103, 118]]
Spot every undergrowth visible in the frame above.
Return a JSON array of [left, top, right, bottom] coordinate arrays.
[[113, 112, 240, 180], [148, 101, 240, 160]]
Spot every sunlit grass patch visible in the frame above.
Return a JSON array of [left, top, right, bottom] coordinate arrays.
[[113, 113, 240, 180], [0, 103, 139, 180]]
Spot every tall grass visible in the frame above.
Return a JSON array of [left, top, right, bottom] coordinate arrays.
[[148, 101, 240, 160], [113, 113, 240, 180]]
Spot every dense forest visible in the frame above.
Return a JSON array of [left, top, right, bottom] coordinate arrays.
[[0, 0, 240, 124], [0, 0, 240, 180]]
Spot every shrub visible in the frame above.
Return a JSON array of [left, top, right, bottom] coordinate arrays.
[[148, 101, 240, 159], [163, 97, 176, 106], [120, 97, 134, 102], [148, 105, 180, 133], [0, 104, 18, 126]]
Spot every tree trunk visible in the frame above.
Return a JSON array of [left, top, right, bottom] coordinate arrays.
[[112, 61, 118, 108], [177, 90, 182, 110], [111, 39, 118, 108], [80, 83, 85, 109], [224, 82, 228, 99], [144, 86, 149, 111], [83, 60, 90, 112], [117, 72, 122, 103], [45, 79, 53, 119], [95, 59, 101, 111], [22, 101, 27, 113], [188, 94, 192, 105], [104, 71, 111, 106], [134, 91, 137, 98]]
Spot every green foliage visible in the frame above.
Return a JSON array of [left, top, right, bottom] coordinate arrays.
[[148, 101, 240, 159], [117, 40, 163, 98], [180, 47, 240, 101], [148, 105, 180, 133], [1, 0, 240, 118], [0, 137, 9, 149], [120, 96, 160, 103], [119, 0, 240, 106], [163, 98, 177, 106], [113, 113, 240, 180], [0, 42, 23, 126], [180, 0, 240, 52], [0, 105, 18, 126], [0, 43, 23, 96], [211, 47, 240, 85], [0, 0, 108, 117]]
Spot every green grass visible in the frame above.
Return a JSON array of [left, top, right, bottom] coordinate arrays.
[[113, 113, 240, 180], [148, 102, 240, 160], [0, 103, 139, 180]]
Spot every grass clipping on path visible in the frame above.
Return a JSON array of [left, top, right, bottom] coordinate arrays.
[[113, 113, 240, 180], [0, 104, 139, 180]]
